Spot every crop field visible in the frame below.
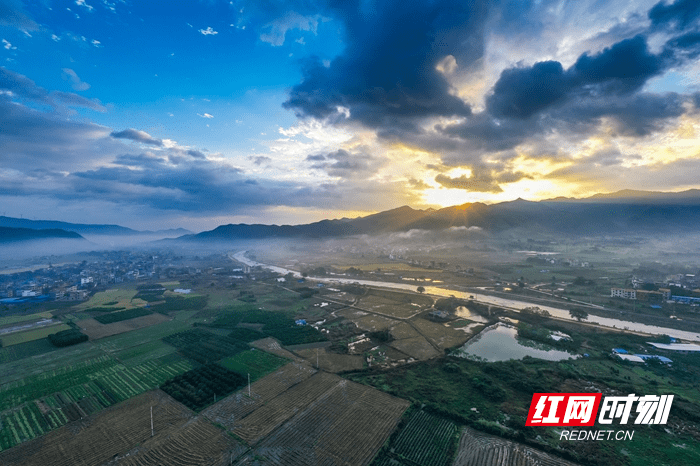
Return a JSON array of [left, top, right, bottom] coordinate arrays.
[[293, 348, 364, 372], [389, 322, 421, 339], [116, 417, 247, 466], [0, 323, 71, 347], [161, 364, 246, 411], [354, 314, 396, 332], [0, 390, 228, 466], [410, 318, 469, 350], [0, 338, 59, 365], [231, 372, 342, 444], [0, 311, 54, 328], [250, 337, 301, 360], [0, 344, 107, 386], [111, 339, 178, 366], [163, 329, 249, 364], [386, 410, 459, 466], [356, 294, 429, 319], [78, 313, 170, 340], [93, 307, 153, 324], [452, 426, 578, 466], [389, 336, 440, 360], [0, 354, 194, 451], [202, 362, 316, 430], [94, 319, 191, 353], [218, 349, 288, 381], [235, 375, 410, 465], [73, 288, 139, 311]]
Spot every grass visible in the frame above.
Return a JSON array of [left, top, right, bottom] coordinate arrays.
[[219, 349, 288, 381], [0, 324, 71, 347]]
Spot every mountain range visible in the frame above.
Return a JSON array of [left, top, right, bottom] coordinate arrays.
[[3, 189, 700, 244], [181, 189, 700, 241]]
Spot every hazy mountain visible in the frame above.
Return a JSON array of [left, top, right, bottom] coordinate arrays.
[[0, 227, 85, 242], [0, 217, 191, 236]]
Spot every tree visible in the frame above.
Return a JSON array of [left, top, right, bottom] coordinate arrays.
[[417, 286, 425, 294], [569, 308, 588, 322]]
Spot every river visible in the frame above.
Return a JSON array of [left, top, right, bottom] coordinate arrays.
[[231, 251, 700, 342]]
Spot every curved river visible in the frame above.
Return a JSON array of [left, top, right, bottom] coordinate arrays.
[[231, 251, 700, 342]]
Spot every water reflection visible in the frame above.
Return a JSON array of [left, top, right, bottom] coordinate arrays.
[[455, 324, 577, 362]]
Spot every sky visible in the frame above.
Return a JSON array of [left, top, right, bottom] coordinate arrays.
[[1, 0, 700, 232]]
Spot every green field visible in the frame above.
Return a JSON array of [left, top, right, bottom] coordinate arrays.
[[0, 311, 55, 327], [73, 288, 139, 311], [0, 324, 71, 347], [219, 349, 288, 381], [0, 353, 194, 451]]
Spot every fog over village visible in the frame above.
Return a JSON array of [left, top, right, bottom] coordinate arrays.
[[2, 1, 700, 465]]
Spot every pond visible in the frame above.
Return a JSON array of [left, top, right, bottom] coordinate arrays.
[[453, 324, 577, 362]]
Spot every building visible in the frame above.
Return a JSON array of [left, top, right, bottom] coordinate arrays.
[[611, 288, 636, 299]]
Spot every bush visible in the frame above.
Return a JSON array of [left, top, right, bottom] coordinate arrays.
[[47, 329, 88, 347]]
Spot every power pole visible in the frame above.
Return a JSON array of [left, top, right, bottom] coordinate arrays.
[[316, 348, 319, 369], [248, 373, 251, 397], [150, 406, 154, 437]]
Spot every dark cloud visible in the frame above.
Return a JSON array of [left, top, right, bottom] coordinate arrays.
[[649, 0, 700, 31], [437, 26, 696, 159], [486, 60, 568, 119], [284, 0, 486, 129], [486, 36, 664, 120], [110, 129, 163, 146], [305, 154, 325, 161]]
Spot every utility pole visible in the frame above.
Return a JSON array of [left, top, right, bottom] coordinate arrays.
[[248, 373, 251, 397], [150, 406, 154, 437], [316, 348, 319, 369]]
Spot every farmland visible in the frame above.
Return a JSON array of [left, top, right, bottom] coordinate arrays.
[[78, 313, 171, 340], [0, 390, 244, 466], [452, 427, 579, 466], [372, 410, 459, 466], [233, 374, 410, 465], [0, 323, 71, 347], [218, 349, 288, 381], [0, 353, 194, 450]]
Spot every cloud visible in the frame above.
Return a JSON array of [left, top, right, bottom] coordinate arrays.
[[435, 173, 502, 193], [283, 0, 482, 130], [199, 27, 218, 36], [197, 112, 214, 118], [308, 148, 384, 179], [260, 11, 321, 46], [649, 0, 700, 31], [110, 128, 163, 146], [1, 67, 106, 111], [251, 155, 272, 165], [486, 36, 665, 120], [0, 0, 38, 30], [75, 0, 93, 11], [61, 68, 90, 91]]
